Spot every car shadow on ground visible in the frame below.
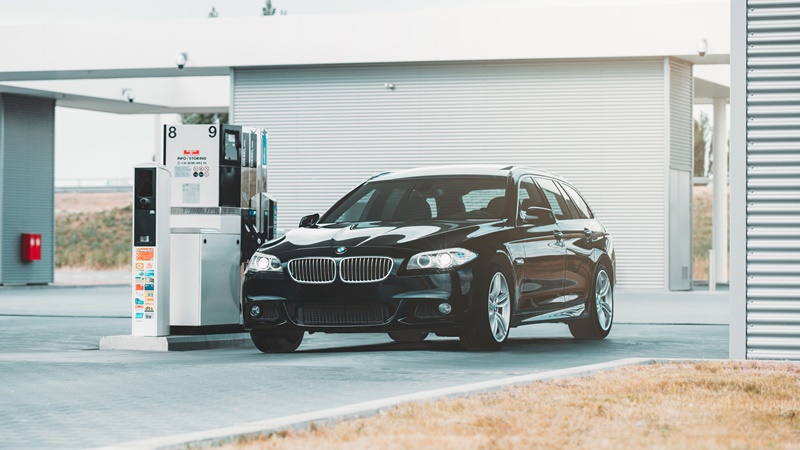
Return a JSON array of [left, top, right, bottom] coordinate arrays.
[[292, 336, 602, 354]]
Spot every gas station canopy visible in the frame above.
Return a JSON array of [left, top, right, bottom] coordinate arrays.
[[0, 2, 729, 113]]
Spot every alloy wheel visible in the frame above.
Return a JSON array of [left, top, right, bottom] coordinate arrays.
[[488, 272, 511, 342], [595, 269, 613, 331]]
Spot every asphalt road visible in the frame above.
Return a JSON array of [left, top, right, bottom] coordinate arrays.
[[0, 285, 729, 449]]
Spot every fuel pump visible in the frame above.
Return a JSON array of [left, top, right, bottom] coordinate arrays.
[[131, 163, 171, 337], [240, 129, 276, 262], [162, 124, 275, 334]]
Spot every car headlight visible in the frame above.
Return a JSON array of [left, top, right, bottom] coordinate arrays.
[[248, 252, 282, 273], [407, 248, 477, 270]]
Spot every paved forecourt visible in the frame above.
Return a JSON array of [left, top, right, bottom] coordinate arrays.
[[0, 284, 729, 449]]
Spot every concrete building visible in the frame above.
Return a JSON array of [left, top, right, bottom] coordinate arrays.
[[0, 2, 730, 290], [0, 95, 55, 284]]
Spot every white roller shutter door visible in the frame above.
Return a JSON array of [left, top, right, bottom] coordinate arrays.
[[233, 59, 668, 289]]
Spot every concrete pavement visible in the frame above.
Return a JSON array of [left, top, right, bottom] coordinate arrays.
[[0, 278, 731, 449]]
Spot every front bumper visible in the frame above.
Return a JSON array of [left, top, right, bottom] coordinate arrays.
[[242, 261, 476, 334]]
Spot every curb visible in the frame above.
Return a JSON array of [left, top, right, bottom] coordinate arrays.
[[97, 357, 657, 450], [99, 334, 253, 352]]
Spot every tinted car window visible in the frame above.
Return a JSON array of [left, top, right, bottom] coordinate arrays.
[[322, 176, 507, 223], [534, 177, 570, 221], [463, 189, 506, 212], [554, 183, 581, 220], [425, 197, 438, 217], [517, 176, 549, 224], [334, 189, 376, 223], [559, 182, 593, 219]]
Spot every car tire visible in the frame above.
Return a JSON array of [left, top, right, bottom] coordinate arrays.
[[250, 331, 304, 353], [388, 330, 429, 343], [460, 266, 512, 352], [568, 263, 613, 340]]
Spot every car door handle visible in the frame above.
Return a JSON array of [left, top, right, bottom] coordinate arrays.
[[514, 257, 525, 266]]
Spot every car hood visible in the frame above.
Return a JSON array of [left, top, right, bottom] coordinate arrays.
[[261, 221, 500, 256]]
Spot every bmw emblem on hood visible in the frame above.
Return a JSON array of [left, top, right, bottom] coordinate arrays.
[[335, 246, 347, 255]]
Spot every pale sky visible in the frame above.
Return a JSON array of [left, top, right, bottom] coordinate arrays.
[[0, 0, 729, 182]]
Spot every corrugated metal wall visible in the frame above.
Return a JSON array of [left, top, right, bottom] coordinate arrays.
[[670, 60, 693, 172], [669, 59, 694, 290], [0, 94, 55, 284], [233, 59, 671, 289], [743, 1, 800, 359]]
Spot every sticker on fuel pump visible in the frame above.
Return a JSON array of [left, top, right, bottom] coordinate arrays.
[[134, 248, 157, 320], [135, 248, 154, 261], [174, 166, 192, 178], [182, 183, 201, 204]]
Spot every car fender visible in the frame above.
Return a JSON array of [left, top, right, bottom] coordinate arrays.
[[588, 248, 615, 284], [486, 249, 518, 313]]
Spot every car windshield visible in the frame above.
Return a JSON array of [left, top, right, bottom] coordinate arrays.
[[321, 175, 508, 224]]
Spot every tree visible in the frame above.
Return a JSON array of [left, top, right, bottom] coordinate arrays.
[[262, 0, 275, 16], [262, 0, 287, 16], [694, 113, 711, 178], [208, 6, 219, 18], [181, 113, 229, 125]]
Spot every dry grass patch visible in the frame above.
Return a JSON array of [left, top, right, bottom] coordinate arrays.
[[55, 206, 132, 269], [224, 361, 800, 450], [55, 192, 130, 214], [54, 192, 133, 269], [693, 185, 731, 281], [694, 185, 713, 280]]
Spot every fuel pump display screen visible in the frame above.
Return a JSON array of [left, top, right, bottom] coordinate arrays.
[[224, 132, 238, 161], [136, 170, 154, 198]]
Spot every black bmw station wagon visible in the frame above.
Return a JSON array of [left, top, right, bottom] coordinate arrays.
[[242, 165, 615, 352]]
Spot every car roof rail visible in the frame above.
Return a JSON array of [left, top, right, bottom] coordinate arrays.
[[367, 171, 393, 181], [506, 165, 565, 180]]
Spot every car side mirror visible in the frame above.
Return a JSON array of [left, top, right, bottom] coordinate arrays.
[[522, 207, 556, 226], [299, 213, 320, 228]]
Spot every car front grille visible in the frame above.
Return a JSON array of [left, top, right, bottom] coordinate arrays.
[[340, 257, 393, 283], [260, 303, 280, 320], [297, 304, 386, 325], [287, 256, 394, 284], [287, 258, 336, 284], [414, 302, 442, 319]]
